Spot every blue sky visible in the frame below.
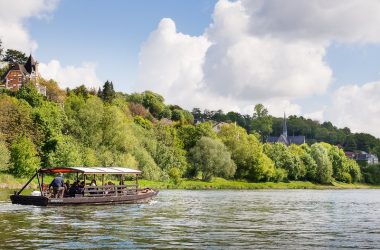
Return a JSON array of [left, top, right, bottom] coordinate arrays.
[[29, 0, 217, 92], [1, 0, 380, 137]]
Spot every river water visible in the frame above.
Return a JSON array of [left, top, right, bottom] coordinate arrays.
[[1, 189, 380, 249]]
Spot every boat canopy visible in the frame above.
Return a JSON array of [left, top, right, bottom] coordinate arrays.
[[39, 167, 142, 175]]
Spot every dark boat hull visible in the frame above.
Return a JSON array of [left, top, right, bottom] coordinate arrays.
[[10, 190, 159, 206]]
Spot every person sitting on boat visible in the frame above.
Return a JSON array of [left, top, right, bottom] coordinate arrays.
[[90, 179, 97, 186], [69, 181, 79, 197], [64, 180, 70, 196], [49, 173, 65, 198]]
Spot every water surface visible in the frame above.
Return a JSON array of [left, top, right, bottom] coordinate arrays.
[[1, 189, 380, 249]]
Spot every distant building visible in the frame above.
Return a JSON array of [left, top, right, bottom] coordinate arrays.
[[0, 54, 46, 96], [267, 113, 305, 146], [356, 151, 378, 165]]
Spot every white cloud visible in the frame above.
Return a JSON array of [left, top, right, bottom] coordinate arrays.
[[243, 0, 380, 43], [327, 81, 380, 137], [137, 0, 333, 115], [304, 108, 326, 122], [0, 0, 59, 52], [0, 0, 101, 90], [39, 60, 101, 89]]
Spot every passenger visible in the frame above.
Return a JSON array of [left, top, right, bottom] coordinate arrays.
[[78, 181, 85, 194], [64, 180, 70, 196], [49, 173, 65, 198], [69, 181, 78, 197], [91, 179, 97, 186]]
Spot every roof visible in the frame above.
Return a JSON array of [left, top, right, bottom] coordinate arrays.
[[24, 55, 37, 74], [39, 167, 142, 175]]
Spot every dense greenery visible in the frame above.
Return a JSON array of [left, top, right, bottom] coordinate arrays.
[[0, 78, 374, 184], [192, 106, 380, 157], [0, 45, 377, 185]]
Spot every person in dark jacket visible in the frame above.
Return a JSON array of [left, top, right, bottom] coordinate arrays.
[[49, 173, 65, 198]]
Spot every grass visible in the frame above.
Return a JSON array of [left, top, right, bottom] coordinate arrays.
[[1, 173, 380, 190], [139, 177, 380, 190]]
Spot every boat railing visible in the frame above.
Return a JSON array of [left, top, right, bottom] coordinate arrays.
[[83, 184, 139, 197]]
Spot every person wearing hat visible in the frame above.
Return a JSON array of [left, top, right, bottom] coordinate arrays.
[[49, 173, 65, 198]]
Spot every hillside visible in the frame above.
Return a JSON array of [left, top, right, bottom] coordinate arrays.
[[0, 77, 379, 185]]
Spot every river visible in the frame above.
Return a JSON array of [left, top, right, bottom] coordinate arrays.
[[1, 189, 380, 249]]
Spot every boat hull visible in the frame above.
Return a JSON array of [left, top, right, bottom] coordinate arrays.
[[10, 190, 159, 206]]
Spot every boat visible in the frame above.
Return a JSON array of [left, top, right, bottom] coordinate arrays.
[[10, 167, 159, 206]]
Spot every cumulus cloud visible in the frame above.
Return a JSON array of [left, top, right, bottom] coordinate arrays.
[[137, 0, 335, 114], [243, 0, 380, 43], [0, 0, 59, 52], [327, 82, 380, 137], [39, 60, 101, 89], [138, 0, 380, 138]]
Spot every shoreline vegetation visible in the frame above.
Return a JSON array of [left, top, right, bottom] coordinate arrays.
[[1, 174, 379, 191], [1, 49, 380, 188]]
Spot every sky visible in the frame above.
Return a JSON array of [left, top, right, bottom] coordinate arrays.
[[1, 0, 380, 137]]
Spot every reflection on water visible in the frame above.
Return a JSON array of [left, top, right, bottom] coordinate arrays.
[[1, 189, 380, 249]]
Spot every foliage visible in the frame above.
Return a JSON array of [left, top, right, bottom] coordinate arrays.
[[3, 49, 28, 64], [16, 82, 43, 108], [0, 139, 10, 171], [9, 135, 40, 178], [251, 104, 272, 140], [99, 80, 116, 103], [310, 143, 333, 184], [189, 137, 236, 181], [218, 124, 275, 181]]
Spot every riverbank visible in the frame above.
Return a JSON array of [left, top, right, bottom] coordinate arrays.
[[0, 173, 379, 190], [141, 178, 379, 190]]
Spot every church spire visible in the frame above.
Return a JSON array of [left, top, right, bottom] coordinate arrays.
[[282, 112, 287, 137]]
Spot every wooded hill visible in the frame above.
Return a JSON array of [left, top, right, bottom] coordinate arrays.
[[1, 78, 380, 184]]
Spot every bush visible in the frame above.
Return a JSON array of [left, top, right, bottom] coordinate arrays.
[[9, 135, 40, 178], [189, 137, 236, 181]]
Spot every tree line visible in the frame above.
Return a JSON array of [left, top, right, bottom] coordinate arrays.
[[0, 78, 379, 184]]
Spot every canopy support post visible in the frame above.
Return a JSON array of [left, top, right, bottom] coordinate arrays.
[[135, 174, 138, 192], [36, 172, 43, 196], [17, 171, 38, 195], [102, 174, 105, 186]]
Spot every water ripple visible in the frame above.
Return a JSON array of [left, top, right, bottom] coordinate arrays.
[[1, 189, 380, 249]]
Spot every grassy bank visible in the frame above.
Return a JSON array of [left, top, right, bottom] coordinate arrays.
[[139, 177, 380, 190], [0, 173, 379, 190]]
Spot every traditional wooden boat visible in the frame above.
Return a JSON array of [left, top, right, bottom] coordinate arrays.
[[10, 167, 159, 206]]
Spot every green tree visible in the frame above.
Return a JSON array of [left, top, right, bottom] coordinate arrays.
[[189, 137, 236, 181], [16, 82, 43, 108], [218, 124, 275, 181], [101, 80, 116, 103], [251, 104, 272, 141], [0, 139, 10, 171], [310, 143, 333, 184], [47, 135, 83, 167], [9, 135, 40, 177], [3, 49, 28, 64]]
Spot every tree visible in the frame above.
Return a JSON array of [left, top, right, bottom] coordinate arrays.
[[101, 80, 116, 103], [3, 49, 28, 64], [251, 104, 272, 141], [218, 124, 275, 181], [189, 137, 236, 181], [0, 139, 10, 171], [16, 82, 43, 107], [9, 135, 40, 178], [310, 143, 333, 184], [47, 135, 83, 167]]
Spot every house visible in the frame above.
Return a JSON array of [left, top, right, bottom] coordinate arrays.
[[267, 113, 306, 146], [356, 151, 379, 165], [0, 54, 46, 95]]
